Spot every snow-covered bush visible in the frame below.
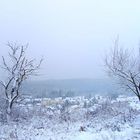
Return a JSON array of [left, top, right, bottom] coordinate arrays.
[[0, 95, 140, 140]]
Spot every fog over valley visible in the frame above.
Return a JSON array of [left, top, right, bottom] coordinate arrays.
[[0, 1, 140, 140], [0, 0, 140, 80]]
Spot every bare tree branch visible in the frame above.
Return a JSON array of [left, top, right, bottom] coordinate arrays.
[[0, 43, 43, 114], [105, 39, 140, 101]]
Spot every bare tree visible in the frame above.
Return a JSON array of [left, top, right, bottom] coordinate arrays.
[[105, 39, 140, 101], [0, 43, 43, 116]]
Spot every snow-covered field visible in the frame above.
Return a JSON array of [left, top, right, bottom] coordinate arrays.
[[0, 95, 140, 140]]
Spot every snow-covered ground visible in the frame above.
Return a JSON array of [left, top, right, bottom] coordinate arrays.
[[0, 95, 140, 140]]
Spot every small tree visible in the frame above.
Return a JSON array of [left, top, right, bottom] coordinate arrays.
[[105, 39, 140, 101], [0, 43, 43, 115]]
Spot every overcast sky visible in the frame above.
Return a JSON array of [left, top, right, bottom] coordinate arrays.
[[0, 0, 140, 80]]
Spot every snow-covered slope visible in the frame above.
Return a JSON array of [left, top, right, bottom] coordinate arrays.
[[0, 95, 140, 140]]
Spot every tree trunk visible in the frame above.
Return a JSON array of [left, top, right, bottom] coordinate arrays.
[[6, 101, 12, 122], [138, 95, 140, 102]]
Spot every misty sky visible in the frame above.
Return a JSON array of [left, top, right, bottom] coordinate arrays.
[[0, 0, 140, 80]]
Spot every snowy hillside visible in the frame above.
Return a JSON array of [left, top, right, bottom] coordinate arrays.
[[0, 95, 140, 140]]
